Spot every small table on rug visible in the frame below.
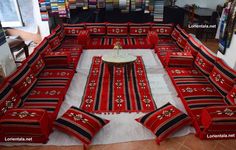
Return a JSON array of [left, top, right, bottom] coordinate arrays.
[[102, 53, 137, 79]]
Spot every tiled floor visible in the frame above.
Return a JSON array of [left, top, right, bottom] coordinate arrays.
[[1, 134, 236, 150]]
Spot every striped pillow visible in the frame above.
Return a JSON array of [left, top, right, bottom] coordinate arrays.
[[176, 29, 189, 49], [54, 106, 109, 148], [209, 58, 236, 96], [0, 108, 50, 143], [171, 25, 181, 41], [63, 23, 85, 36], [85, 23, 106, 36], [106, 23, 128, 36], [54, 25, 65, 42], [194, 45, 217, 76], [151, 23, 174, 36], [0, 81, 22, 116], [224, 85, 236, 105], [47, 31, 61, 51], [184, 35, 202, 57], [8, 63, 37, 101], [135, 103, 191, 144], [27, 51, 45, 77], [34, 38, 52, 57], [44, 52, 70, 68], [129, 23, 151, 36]]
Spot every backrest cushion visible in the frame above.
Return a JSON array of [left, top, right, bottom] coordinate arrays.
[[176, 29, 189, 49], [184, 35, 202, 57], [27, 51, 45, 77], [85, 23, 106, 36], [209, 58, 236, 96], [171, 24, 181, 41], [106, 23, 128, 36], [151, 23, 174, 36], [129, 23, 151, 36], [35, 38, 52, 57], [224, 85, 236, 105], [63, 23, 85, 36], [0, 81, 22, 116], [194, 45, 217, 76], [54, 25, 65, 42], [47, 31, 60, 51], [8, 63, 37, 100]]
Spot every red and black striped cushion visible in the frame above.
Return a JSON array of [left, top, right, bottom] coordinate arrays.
[[44, 52, 71, 68], [54, 106, 109, 147], [176, 29, 189, 49], [209, 58, 236, 96], [54, 25, 65, 42], [63, 23, 85, 36], [27, 51, 45, 77], [107, 23, 128, 36], [129, 23, 151, 36], [0, 108, 50, 143], [34, 38, 52, 57], [0, 81, 22, 116], [201, 106, 236, 135], [151, 23, 174, 36], [135, 103, 191, 144], [166, 52, 194, 67], [194, 45, 217, 76], [184, 35, 202, 57], [85, 23, 106, 36], [171, 25, 181, 41], [8, 63, 37, 101], [47, 31, 61, 51], [224, 85, 236, 105]]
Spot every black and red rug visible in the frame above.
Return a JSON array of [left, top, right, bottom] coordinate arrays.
[[80, 56, 156, 113]]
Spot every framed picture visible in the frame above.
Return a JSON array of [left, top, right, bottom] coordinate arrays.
[[219, 1, 236, 54]]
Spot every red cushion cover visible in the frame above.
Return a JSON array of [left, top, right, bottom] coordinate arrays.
[[194, 45, 217, 76], [209, 58, 236, 96], [47, 31, 60, 51], [184, 35, 202, 57], [171, 25, 181, 41], [147, 31, 159, 45], [176, 29, 189, 49], [166, 52, 194, 67], [63, 23, 85, 36], [135, 102, 191, 144], [54, 106, 109, 146], [107, 23, 128, 36], [151, 23, 174, 36], [27, 51, 45, 77], [34, 38, 52, 57], [201, 106, 236, 138], [8, 63, 37, 100], [129, 23, 150, 36], [0, 82, 22, 116], [85, 23, 106, 35], [0, 108, 50, 143], [54, 25, 65, 42], [224, 85, 236, 105], [44, 52, 71, 68]]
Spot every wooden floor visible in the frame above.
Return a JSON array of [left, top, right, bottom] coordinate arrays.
[[1, 39, 234, 150]]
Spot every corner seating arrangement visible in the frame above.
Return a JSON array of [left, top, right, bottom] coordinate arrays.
[[0, 25, 83, 143], [155, 24, 236, 139], [61, 22, 174, 49]]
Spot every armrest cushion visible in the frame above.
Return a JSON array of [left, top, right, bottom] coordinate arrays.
[[166, 52, 194, 67], [44, 52, 71, 68], [201, 106, 236, 130], [0, 108, 51, 143], [147, 31, 159, 45]]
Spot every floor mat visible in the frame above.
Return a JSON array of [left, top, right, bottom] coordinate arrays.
[[80, 56, 156, 113]]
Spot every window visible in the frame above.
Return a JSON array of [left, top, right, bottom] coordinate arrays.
[[0, 0, 23, 27]]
